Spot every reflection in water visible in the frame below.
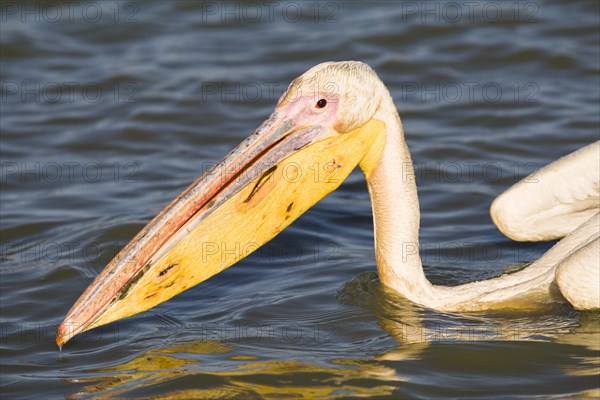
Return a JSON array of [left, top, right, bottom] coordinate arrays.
[[68, 340, 397, 398], [68, 355, 196, 398], [339, 272, 584, 345], [68, 275, 599, 399]]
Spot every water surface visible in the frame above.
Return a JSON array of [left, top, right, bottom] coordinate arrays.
[[1, 1, 599, 398]]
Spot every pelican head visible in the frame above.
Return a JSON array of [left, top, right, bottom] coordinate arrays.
[[57, 61, 393, 347]]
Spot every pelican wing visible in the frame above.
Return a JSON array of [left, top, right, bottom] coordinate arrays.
[[491, 141, 600, 241]]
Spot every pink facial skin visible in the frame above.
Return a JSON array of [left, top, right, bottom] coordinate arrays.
[[276, 93, 341, 133]]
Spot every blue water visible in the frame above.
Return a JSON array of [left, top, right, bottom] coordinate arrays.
[[1, 1, 599, 398]]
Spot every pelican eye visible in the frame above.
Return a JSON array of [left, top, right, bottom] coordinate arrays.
[[315, 99, 327, 109]]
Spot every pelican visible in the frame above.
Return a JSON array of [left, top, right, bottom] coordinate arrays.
[[56, 61, 600, 347]]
